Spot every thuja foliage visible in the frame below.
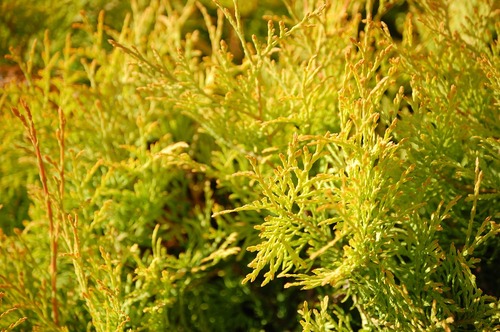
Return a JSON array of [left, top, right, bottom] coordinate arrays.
[[0, 0, 499, 330]]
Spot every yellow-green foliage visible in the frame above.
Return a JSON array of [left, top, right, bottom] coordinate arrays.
[[0, 0, 499, 331]]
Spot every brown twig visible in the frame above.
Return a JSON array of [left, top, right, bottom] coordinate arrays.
[[11, 100, 59, 325]]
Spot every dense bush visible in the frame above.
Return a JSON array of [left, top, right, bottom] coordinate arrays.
[[1, 0, 499, 330]]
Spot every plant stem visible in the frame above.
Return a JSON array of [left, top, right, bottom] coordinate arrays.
[[12, 100, 59, 325]]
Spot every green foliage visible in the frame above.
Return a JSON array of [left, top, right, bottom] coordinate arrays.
[[0, 0, 499, 330]]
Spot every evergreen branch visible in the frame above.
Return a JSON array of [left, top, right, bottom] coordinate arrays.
[[11, 100, 59, 326]]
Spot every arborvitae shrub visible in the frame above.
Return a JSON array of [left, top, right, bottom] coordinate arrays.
[[0, 0, 499, 331]]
